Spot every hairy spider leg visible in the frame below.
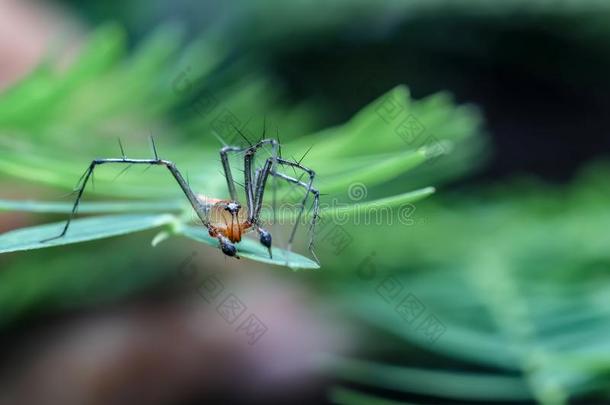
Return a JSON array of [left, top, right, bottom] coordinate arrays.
[[253, 157, 320, 264], [213, 138, 281, 259], [220, 140, 278, 213], [244, 139, 278, 221], [272, 171, 320, 264], [219, 145, 242, 202], [219, 139, 278, 215], [244, 139, 279, 257], [276, 157, 316, 245], [38, 148, 240, 256], [217, 139, 280, 258], [41, 157, 208, 241]]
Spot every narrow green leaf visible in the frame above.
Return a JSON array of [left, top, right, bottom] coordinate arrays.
[[329, 386, 415, 405], [318, 149, 429, 194], [269, 187, 435, 222], [0, 214, 176, 254], [326, 357, 533, 401], [0, 199, 185, 214], [177, 225, 320, 269], [321, 186, 435, 218]]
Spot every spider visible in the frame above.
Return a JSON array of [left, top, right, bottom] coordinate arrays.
[[42, 137, 320, 263]]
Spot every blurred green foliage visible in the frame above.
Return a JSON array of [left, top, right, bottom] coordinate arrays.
[[0, 23, 480, 268], [1, 2, 609, 403], [321, 163, 610, 404], [0, 22, 480, 315]]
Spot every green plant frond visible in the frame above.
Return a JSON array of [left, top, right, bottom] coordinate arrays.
[[0, 214, 177, 254], [0, 79, 475, 199], [328, 386, 416, 405], [176, 225, 319, 269], [326, 357, 533, 401], [315, 149, 431, 194], [0, 199, 185, 214], [269, 187, 434, 227]]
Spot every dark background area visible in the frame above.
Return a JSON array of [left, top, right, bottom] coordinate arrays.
[[270, 16, 610, 183]]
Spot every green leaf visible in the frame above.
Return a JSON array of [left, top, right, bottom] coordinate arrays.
[[268, 186, 435, 222], [317, 149, 430, 194], [177, 224, 320, 269], [0, 199, 185, 214], [0, 214, 177, 254], [327, 357, 533, 401], [328, 386, 414, 405], [320, 187, 435, 218]]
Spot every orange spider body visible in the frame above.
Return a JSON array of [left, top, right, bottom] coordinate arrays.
[[198, 196, 252, 243]]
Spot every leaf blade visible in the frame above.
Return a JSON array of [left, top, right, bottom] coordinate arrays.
[[0, 199, 185, 214], [0, 214, 177, 254], [177, 225, 319, 269], [319, 186, 436, 219]]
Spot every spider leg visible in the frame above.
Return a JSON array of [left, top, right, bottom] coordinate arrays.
[[251, 157, 320, 263], [220, 138, 278, 205], [270, 171, 320, 264], [41, 155, 210, 244], [242, 139, 278, 222], [222, 138, 277, 258], [275, 157, 316, 247], [215, 138, 280, 259], [220, 146, 241, 201]]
